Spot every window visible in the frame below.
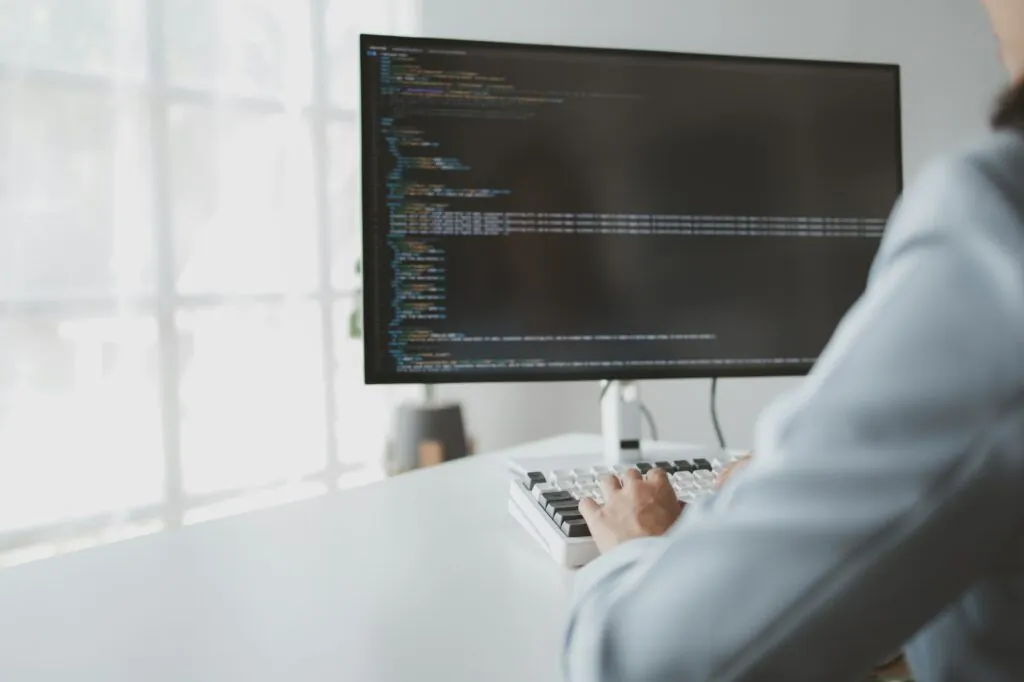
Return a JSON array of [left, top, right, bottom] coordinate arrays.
[[0, 0, 421, 567]]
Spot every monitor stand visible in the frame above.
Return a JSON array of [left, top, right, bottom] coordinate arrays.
[[601, 380, 644, 466], [505, 379, 726, 477]]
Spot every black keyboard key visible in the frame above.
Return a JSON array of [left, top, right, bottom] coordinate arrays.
[[636, 462, 653, 474], [694, 458, 713, 471], [554, 510, 584, 527], [546, 499, 579, 518], [526, 472, 546, 490], [540, 491, 574, 503], [561, 519, 592, 537], [674, 460, 695, 473]]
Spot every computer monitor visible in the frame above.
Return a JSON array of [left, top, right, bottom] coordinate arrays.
[[359, 35, 903, 387]]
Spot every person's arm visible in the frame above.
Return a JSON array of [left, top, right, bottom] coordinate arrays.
[[563, 158, 1024, 682]]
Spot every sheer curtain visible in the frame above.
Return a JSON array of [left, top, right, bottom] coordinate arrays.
[[0, 0, 420, 565]]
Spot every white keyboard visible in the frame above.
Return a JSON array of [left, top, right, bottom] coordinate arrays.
[[508, 452, 737, 567]]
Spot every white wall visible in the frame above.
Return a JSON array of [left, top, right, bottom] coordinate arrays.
[[413, 0, 1008, 452]]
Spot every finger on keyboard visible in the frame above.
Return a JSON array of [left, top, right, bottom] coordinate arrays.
[[598, 473, 621, 497], [578, 496, 601, 519], [645, 467, 670, 484]]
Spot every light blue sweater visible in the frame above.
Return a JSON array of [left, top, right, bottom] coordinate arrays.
[[563, 130, 1024, 682]]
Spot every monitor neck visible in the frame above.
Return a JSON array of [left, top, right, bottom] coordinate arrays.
[[601, 380, 644, 465]]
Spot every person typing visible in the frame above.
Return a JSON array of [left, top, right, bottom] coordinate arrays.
[[562, 3, 1024, 680]]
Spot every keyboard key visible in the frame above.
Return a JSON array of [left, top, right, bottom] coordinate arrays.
[[695, 470, 716, 484], [574, 474, 595, 486], [546, 499, 579, 517], [693, 458, 713, 471], [526, 472, 547, 490], [532, 483, 557, 500], [540, 491, 574, 503], [654, 461, 672, 470], [554, 510, 584, 527], [612, 464, 632, 474], [673, 460, 695, 473], [572, 467, 592, 477], [548, 470, 575, 485], [713, 455, 737, 468], [561, 519, 592, 538], [591, 465, 612, 476], [636, 462, 653, 474]]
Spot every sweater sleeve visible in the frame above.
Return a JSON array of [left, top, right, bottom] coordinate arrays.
[[562, 156, 1024, 682]]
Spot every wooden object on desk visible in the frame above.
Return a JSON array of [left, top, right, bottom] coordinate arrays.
[[387, 400, 472, 475], [872, 655, 912, 680]]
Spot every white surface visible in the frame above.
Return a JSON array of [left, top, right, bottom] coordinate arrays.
[[0, 435, 612, 682], [421, 0, 1007, 454]]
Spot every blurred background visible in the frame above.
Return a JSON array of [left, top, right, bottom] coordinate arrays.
[[0, 0, 423, 566], [0, 0, 1006, 569]]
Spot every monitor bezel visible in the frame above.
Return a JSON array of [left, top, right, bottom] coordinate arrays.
[[359, 33, 904, 386]]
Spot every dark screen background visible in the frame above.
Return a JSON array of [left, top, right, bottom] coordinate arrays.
[[361, 36, 902, 382]]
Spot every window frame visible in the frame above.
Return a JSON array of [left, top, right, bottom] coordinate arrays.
[[0, 0, 367, 554]]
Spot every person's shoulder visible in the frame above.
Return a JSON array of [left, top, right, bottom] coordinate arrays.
[[892, 131, 1024, 238], [876, 131, 1024, 275], [915, 130, 1024, 203]]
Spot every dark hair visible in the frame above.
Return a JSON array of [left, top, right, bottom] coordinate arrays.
[[992, 81, 1024, 130]]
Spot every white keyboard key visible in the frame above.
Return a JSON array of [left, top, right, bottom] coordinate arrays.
[[549, 470, 575, 485], [532, 483, 557, 500], [574, 474, 596, 486], [612, 464, 631, 474], [591, 465, 612, 476], [679, 491, 697, 503], [695, 470, 716, 484], [673, 471, 695, 483], [714, 454, 739, 468], [572, 467, 592, 477]]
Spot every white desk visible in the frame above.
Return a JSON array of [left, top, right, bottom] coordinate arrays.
[[0, 434, 610, 682]]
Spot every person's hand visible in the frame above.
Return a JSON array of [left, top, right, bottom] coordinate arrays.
[[578, 468, 683, 554], [716, 452, 753, 488]]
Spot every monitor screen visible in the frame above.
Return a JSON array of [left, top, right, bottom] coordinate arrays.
[[359, 35, 902, 384]]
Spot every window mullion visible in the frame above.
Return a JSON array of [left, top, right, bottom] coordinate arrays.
[[145, 0, 185, 526], [310, 0, 342, 484]]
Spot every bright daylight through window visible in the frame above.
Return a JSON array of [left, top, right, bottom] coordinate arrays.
[[0, 0, 420, 567]]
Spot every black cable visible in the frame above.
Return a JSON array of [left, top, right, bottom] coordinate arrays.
[[710, 377, 727, 449]]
